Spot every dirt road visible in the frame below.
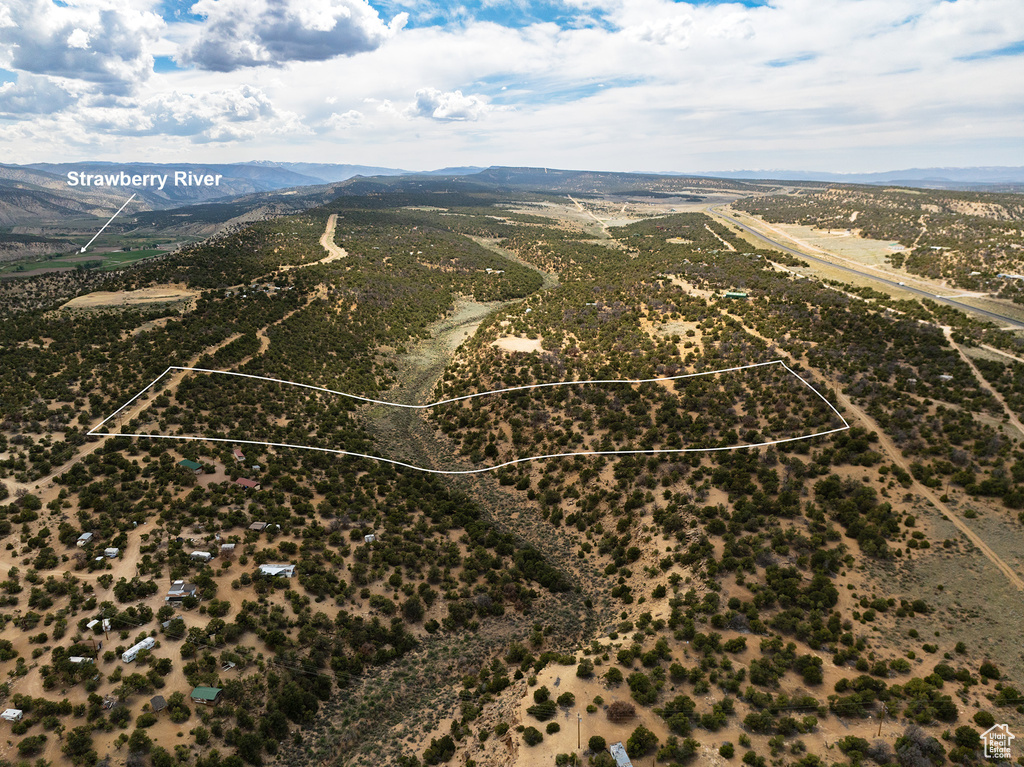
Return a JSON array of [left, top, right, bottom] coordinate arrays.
[[834, 389, 1024, 592], [943, 326, 1024, 441], [319, 213, 347, 262], [4, 332, 244, 499], [719, 311, 1024, 593], [279, 213, 347, 272]]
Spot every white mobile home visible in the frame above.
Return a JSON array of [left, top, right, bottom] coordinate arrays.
[[258, 564, 295, 578], [190, 551, 213, 562], [1, 709, 23, 722], [77, 532, 93, 547], [121, 637, 155, 663]]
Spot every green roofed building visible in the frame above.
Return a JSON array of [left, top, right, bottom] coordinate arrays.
[[178, 459, 203, 475], [190, 686, 222, 705], [724, 291, 748, 299]]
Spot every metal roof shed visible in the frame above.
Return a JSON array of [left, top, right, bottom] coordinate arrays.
[[190, 686, 223, 705], [150, 695, 167, 712]]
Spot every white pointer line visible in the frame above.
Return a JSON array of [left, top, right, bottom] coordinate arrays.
[[80, 193, 136, 253], [88, 360, 850, 475]]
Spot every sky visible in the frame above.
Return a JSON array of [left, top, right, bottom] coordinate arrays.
[[0, 0, 1021, 173]]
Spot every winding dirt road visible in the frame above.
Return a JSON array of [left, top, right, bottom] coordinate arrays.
[[834, 389, 1024, 592]]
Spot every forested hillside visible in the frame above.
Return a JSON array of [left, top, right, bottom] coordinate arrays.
[[0, 181, 1020, 767]]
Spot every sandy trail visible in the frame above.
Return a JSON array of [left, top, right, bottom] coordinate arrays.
[[567, 195, 611, 236], [834, 389, 1024, 592], [7, 222, 341, 498], [943, 326, 1024, 440], [4, 332, 244, 499], [318, 214, 347, 262], [719, 311, 1024, 593], [279, 213, 347, 271], [705, 223, 736, 251], [980, 343, 1024, 365]]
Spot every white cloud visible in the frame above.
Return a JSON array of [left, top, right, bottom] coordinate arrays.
[[325, 109, 365, 129], [73, 85, 279, 142], [625, 15, 693, 47], [0, 0, 1021, 172], [66, 29, 91, 50], [0, 0, 163, 95], [177, 0, 408, 71], [405, 87, 498, 121], [0, 74, 77, 115]]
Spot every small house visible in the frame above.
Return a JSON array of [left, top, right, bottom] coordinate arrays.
[[1, 709, 23, 723], [121, 637, 155, 663], [235, 478, 261, 491], [190, 551, 213, 562], [77, 532, 93, 547], [220, 543, 236, 558], [190, 686, 222, 706], [104, 548, 120, 559], [609, 742, 634, 767], [166, 580, 197, 602], [178, 459, 203, 475], [150, 695, 167, 713], [248, 522, 268, 532], [233, 449, 245, 463], [258, 564, 295, 578]]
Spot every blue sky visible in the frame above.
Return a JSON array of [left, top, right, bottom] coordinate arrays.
[[0, 0, 1021, 172]]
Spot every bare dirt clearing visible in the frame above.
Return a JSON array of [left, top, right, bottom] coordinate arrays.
[[61, 284, 198, 310], [492, 336, 544, 353]]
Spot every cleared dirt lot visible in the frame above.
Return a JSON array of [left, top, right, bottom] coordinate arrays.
[[61, 284, 198, 310]]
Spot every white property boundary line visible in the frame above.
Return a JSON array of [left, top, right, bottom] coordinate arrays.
[[88, 360, 850, 475]]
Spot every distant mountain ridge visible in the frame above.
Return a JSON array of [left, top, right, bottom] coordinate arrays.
[[2, 160, 1020, 230], [691, 166, 1024, 188]]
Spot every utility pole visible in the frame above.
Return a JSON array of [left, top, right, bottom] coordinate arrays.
[[877, 703, 887, 737], [577, 710, 581, 750]]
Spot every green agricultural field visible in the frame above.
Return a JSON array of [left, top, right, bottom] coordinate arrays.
[[0, 247, 168, 275]]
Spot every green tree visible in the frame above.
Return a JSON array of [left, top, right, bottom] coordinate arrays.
[[626, 725, 659, 758]]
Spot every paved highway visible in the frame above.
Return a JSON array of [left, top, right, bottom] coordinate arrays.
[[709, 207, 1024, 330]]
